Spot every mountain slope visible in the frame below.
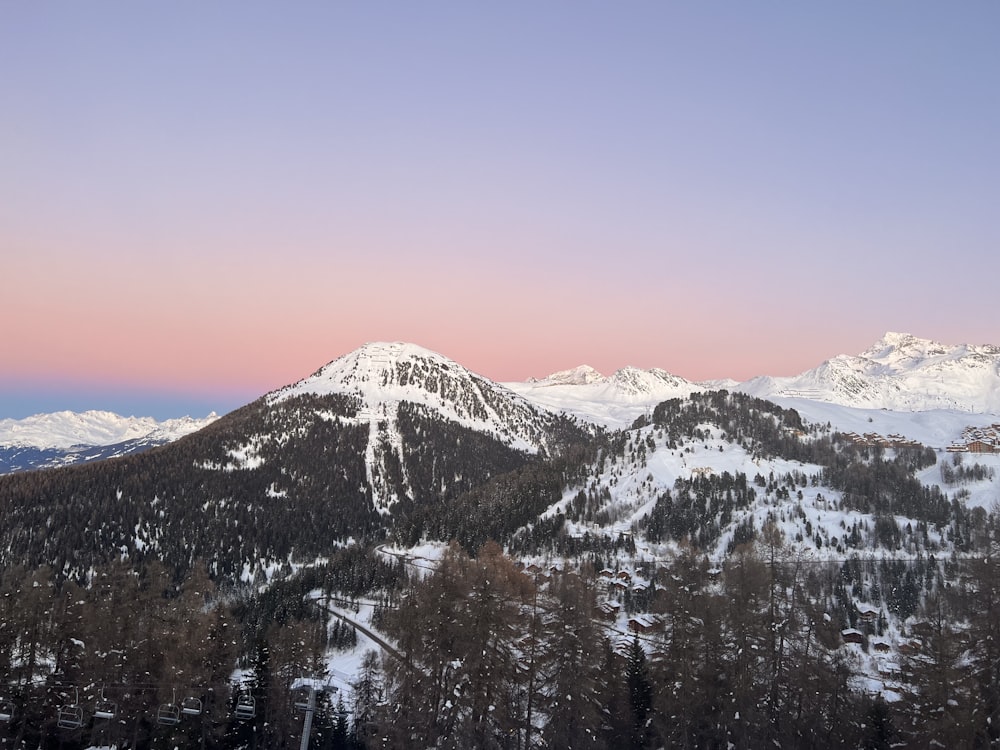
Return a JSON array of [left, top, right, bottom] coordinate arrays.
[[506, 364, 704, 428], [0, 411, 219, 474], [270, 342, 589, 512], [0, 343, 591, 579], [275, 342, 559, 453], [737, 332, 1000, 412]]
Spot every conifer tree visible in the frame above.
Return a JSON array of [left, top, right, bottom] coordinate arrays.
[[625, 636, 652, 750]]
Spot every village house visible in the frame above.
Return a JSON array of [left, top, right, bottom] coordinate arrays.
[[967, 438, 996, 454], [841, 628, 864, 645], [856, 606, 879, 624], [598, 601, 621, 621], [628, 614, 662, 634]]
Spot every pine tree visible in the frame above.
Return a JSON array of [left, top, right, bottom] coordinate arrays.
[[539, 572, 604, 749], [625, 636, 652, 750], [350, 650, 383, 746]]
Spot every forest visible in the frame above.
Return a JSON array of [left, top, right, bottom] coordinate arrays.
[[2, 390, 999, 748], [4, 525, 1000, 749]]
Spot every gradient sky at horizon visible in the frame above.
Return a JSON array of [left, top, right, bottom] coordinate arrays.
[[3, 3, 998, 419]]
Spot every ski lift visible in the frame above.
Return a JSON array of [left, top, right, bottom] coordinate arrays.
[[0, 696, 13, 722], [57, 689, 85, 730], [234, 693, 256, 721], [157, 689, 181, 726], [293, 680, 338, 711], [180, 695, 203, 716], [157, 702, 181, 725], [94, 687, 117, 720], [293, 686, 312, 711]]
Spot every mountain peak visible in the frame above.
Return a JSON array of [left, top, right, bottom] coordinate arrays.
[[608, 366, 698, 396], [270, 341, 561, 461], [275, 341, 479, 402], [860, 332, 945, 362], [739, 332, 1000, 412], [536, 365, 606, 386]]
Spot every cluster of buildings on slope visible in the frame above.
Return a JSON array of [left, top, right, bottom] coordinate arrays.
[[841, 424, 1000, 454], [946, 424, 1000, 454], [841, 431, 924, 449]]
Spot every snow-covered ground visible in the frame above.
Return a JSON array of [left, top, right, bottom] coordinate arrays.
[[737, 332, 1000, 413], [504, 366, 702, 430], [272, 341, 551, 454], [0, 410, 218, 450]]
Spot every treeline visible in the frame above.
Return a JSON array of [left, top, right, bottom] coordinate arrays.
[[393, 442, 600, 552], [940, 453, 995, 484], [641, 471, 756, 549], [0, 394, 380, 582], [0, 546, 408, 749], [0, 560, 238, 748], [647, 391, 814, 460], [361, 534, 1000, 749], [7, 534, 1000, 748], [0, 392, 594, 586]]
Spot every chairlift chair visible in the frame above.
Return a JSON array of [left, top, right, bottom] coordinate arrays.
[[94, 688, 117, 721], [157, 689, 181, 726], [157, 703, 181, 726], [293, 686, 312, 711], [57, 705, 84, 730], [57, 690, 85, 730], [180, 695, 203, 716], [234, 694, 256, 720]]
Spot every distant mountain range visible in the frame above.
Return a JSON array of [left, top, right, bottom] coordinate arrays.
[[3, 332, 998, 475], [0, 410, 218, 473], [737, 332, 1000, 413], [509, 331, 1000, 427]]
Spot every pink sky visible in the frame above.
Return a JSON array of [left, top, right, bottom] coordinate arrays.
[[3, 3, 998, 418]]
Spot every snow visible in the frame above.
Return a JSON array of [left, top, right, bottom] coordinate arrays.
[[272, 341, 548, 456], [0, 410, 218, 450], [505, 368, 702, 429], [12, 334, 997, 711], [736, 332, 1000, 413], [768, 398, 999, 450], [508, 332, 1000, 430], [376, 541, 449, 576]]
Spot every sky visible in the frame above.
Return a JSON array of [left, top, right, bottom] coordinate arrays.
[[2, 3, 998, 420]]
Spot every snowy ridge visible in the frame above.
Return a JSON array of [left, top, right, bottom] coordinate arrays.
[[737, 332, 1000, 412], [0, 410, 218, 450], [276, 343, 564, 440], [528, 365, 605, 386], [506, 364, 703, 428], [265, 342, 568, 512], [272, 342, 555, 454]]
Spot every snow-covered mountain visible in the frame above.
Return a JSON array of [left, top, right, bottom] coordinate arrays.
[[197, 341, 591, 515], [0, 410, 218, 474], [7, 332, 996, 475], [737, 332, 1000, 412], [507, 364, 704, 428], [503, 332, 1000, 430], [4, 336, 1000, 732], [0, 410, 217, 450], [273, 341, 567, 455], [0, 342, 596, 578]]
